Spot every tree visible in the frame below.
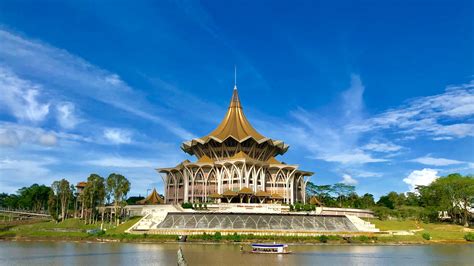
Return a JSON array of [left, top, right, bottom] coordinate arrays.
[[106, 173, 131, 225], [332, 183, 355, 207], [405, 192, 420, 206], [51, 179, 72, 221], [377, 191, 405, 209], [14, 184, 51, 211], [418, 174, 474, 227], [83, 174, 106, 224], [357, 193, 375, 209], [305, 183, 337, 206], [0, 193, 10, 208], [48, 190, 59, 221]]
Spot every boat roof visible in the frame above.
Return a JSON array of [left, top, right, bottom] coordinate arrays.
[[251, 243, 287, 248]]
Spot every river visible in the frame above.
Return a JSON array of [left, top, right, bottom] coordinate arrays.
[[0, 242, 473, 265]]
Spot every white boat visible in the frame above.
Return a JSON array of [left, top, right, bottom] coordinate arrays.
[[250, 243, 291, 254]]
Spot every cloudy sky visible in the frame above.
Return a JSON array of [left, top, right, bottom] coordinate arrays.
[[0, 1, 472, 198]]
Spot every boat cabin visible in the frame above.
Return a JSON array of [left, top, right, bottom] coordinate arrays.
[[251, 243, 290, 254]]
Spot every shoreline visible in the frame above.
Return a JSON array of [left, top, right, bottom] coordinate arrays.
[[1, 235, 472, 246]]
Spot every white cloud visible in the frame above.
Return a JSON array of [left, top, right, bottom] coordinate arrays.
[[103, 128, 132, 144], [0, 157, 56, 193], [403, 168, 439, 191], [348, 80, 474, 139], [362, 141, 403, 153], [0, 122, 90, 147], [0, 129, 20, 147], [0, 29, 194, 140], [85, 157, 156, 168], [410, 156, 465, 166], [319, 151, 388, 164], [0, 66, 50, 122], [38, 133, 57, 146], [341, 174, 358, 185], [354, 171, 382, 178], [266, 75, 387, 165], [56, 102, 80, 129]]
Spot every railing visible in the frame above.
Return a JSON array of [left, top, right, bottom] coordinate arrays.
[[0, 208, 51, 217]]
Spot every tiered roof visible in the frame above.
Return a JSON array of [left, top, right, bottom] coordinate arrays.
[[137, 188, 163, 205], [181, 86, 288, 156]]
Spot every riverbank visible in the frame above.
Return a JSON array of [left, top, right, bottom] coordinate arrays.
[[1, 218, 473, 245]]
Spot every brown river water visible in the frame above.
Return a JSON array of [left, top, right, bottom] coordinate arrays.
[[0, 242, 473, 265]]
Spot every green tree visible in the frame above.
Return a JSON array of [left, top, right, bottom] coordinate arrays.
[[418, 173, 474, 227], [15, 184, 51, 211], [106, 173, 131, 225], [377, 191, 405, 209], [51, 179, 72, 221], [356, 193, 375, 209], [47, 190, 59, 221], [332, 183, 355, 207], [83, 174, 106, 224]]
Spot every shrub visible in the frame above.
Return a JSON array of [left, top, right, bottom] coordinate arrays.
[[198, 203, 203, 209], [371, 206, 392, 220], [230, 232, 241, 242], [200, 233, 213, 241], [213, 232, 222, 241], [181, 202, 193, 209], [319, 235, 329, 243], [289, 204, 294, 211], [295, 203, 302, 212], [464, 232, 474, 242], [422, 232, 431, 240], [203, 203, 207, 210]]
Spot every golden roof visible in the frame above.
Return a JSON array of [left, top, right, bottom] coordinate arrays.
[[197, 155, 214, 164], [222, 190, 238, 197], [238, 187, 254, 194], [181, 86, 288, 155], [270, 193, 284, 199], [137, 188, 163, 205], [208, 193, 222, 198], [231, 151, 252, 160], [255, 190, 271, 197], [202, 87, 265, 142], [76, 181, 87, 188], [266, 156, 281, 164]]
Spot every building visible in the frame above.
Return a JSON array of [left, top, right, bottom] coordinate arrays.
[[158, 85, 313, 204]]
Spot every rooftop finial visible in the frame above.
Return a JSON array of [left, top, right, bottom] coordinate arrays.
[[234, 65, 237, 89]]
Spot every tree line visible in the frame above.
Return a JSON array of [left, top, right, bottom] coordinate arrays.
[[0, 173, 130, 225], [2, 172, 472, 226], [306, 173, 474, 227]]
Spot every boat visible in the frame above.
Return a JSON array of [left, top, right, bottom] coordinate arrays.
[[250, 243, 291, 254]]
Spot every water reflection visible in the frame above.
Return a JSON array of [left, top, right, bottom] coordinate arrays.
[[0, 242, 473, 266]]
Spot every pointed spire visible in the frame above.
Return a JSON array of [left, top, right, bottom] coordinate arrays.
[[229, 84, 241, 108], [234, 65, 237, 89], [230, 65, 241, 108]]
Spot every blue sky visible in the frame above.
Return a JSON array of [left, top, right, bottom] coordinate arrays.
[[0, 0, 472, 198]]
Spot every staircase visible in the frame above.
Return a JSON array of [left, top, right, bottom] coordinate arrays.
[[127, 205, 182, 232], [345, 215, 379, 232]]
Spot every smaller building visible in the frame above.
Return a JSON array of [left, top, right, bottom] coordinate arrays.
[[137, 188, 164, 205], [76, 181, 87, 194]]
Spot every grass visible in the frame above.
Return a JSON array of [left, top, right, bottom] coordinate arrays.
[[0, 217, 142, 239], [365, 219, 420, 231], [365, 218, 472, 242], [106, 217, 142, 234], [1, 217, 473, 244]]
